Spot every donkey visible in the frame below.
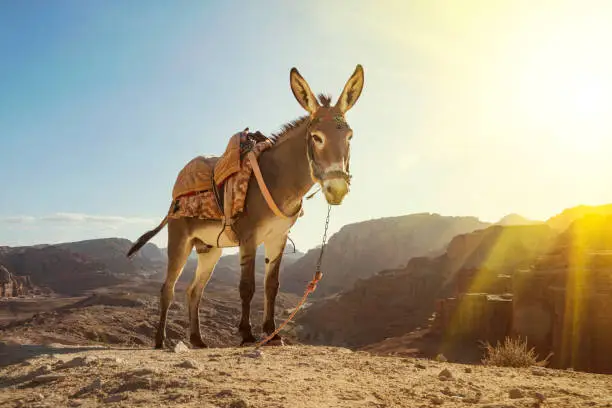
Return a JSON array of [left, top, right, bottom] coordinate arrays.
[[127, 65, 364, 348]]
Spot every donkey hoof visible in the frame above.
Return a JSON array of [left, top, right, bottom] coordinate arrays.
[[190, 335, 208, 349], [240, 334, 258, 346], [263, 335, 285, 347]]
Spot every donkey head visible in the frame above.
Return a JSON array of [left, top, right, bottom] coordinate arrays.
[[289, 65, 364, 205]]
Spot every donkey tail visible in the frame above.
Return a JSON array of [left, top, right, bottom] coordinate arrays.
[[127, 215, 169, 258]]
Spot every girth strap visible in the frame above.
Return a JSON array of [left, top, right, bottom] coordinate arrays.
[[247, 151, 301, 219]]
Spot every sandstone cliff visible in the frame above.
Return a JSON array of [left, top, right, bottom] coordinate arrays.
[[282, 213, 490, 298], [295, 224, 555, 349], [0, 264, 35, 297]]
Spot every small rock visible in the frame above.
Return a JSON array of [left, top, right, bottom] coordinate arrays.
[[71, 379, 102, 398], [531, 368, 546, 376], [430, 396, 444, 405], [216, 389, 234, 398], [128, 368, 157, 377], [58, 356, 97, 369], [103, 394, 127, 403], [112, 377, 152, 393], [32, 365, 52, 376], [229, 399, 248, 408], [509, 388, 525, 399], [435, 354, 448, 362], [176, 359, 198, 369], [68, 400, 83, 407], [173, 341, 190, 353], [534, 392, 546, 402], [242, 350, 263, 359], [31, 374, 66, 384], [415, 363, 427, 369], [464, 367, 472, 373], [438, 368, 453, 381]]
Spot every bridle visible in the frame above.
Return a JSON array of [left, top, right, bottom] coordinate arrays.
[[305, 115, 352, 186]]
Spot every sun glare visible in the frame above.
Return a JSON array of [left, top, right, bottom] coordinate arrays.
[[510, 12, 612, 151]]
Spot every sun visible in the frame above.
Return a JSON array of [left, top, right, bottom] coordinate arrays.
[[510, 13, 612, 152]]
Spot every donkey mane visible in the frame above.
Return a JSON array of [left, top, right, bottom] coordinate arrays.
[[269, 93, 333, 145]]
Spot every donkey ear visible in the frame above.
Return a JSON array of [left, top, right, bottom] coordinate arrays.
[[336, 64, 364, 113], [290, 67, 319, 114]]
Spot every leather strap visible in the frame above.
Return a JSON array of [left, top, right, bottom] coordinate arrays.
[[247, 151, 297, 219]]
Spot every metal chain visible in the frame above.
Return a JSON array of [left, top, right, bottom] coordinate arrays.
[[315, 205, 332, 273]]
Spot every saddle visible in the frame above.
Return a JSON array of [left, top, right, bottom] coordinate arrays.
[[169, 129, 273, 243]]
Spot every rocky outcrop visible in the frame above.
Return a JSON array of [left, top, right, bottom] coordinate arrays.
[[0, 264, 35, 297], [513, 214, 612, 373], [283, 213, 490, 298], [545, 203, 612, 232]]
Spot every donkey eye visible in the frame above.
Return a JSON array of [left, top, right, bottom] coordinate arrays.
[[311, 134, 324, 144]]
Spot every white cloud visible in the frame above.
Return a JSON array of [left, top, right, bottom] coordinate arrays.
[[1, 213, 156, 225], [2, 216, 36, 224]]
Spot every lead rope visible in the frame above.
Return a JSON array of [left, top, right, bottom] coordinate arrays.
[[254, 204, 332, 348]]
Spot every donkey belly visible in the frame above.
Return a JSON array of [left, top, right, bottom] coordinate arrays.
[[252, 216, 298, 246], [184, 214, 298, 248], [184, 219, 239, 248]]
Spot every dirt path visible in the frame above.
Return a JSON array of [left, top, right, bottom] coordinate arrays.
[[0, 344, 610, 408]]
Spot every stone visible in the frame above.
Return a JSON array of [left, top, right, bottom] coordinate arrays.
[[103, 394, 127, 403], [242, 350, 263, 359], [71, 379, 102, 398], [31, 374, 66, 384], [438, 368, 453, 380], [229, 400, 248, 408], [173, 341, 190, 353], [435, 354, 448, 362], [509, 388, 525, 399], [176, 359, 198, 369]]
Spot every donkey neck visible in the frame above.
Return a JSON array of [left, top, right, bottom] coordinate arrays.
[[258, 120, 314, 216]]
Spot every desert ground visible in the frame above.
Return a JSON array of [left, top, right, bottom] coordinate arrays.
[[1, 344, 611, 408]]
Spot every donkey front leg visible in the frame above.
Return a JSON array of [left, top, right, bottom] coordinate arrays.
[[262, 234, 287, 345], [186, 244, 222, 348], [238, 242, 257, 345]]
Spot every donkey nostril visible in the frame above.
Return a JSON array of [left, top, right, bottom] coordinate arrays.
[[326, 186, 333, 194]]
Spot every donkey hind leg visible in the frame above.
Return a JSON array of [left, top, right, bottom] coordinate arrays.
[[155, 231, 193, 349], [262, 234, 287, 345], [186, 244, 222, 348], [238, 242, 257, 345]]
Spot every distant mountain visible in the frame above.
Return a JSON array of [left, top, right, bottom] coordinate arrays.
[[0, 238, 166, 295], [282, 213, 491, 298], [496, 213, 542, 226], [546, 203, 612, 231], [0, 245, 122, 295], [56, 238, 165, 278]]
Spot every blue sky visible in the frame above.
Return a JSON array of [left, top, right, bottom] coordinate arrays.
[[2, 1, 612, 250]]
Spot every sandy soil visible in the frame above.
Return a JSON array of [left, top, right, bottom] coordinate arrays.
[[0, 344, 610, 408]]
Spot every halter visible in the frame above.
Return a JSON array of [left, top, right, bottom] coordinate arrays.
[[305, 114, 352, 185]]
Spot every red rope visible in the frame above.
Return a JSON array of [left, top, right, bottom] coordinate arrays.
[[254, 271, 323, 348]]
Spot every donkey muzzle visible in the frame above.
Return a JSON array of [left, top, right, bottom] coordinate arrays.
[[322, 177, 350, 205]]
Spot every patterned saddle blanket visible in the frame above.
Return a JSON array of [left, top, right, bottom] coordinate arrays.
[[168, 129, 272, 227]]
